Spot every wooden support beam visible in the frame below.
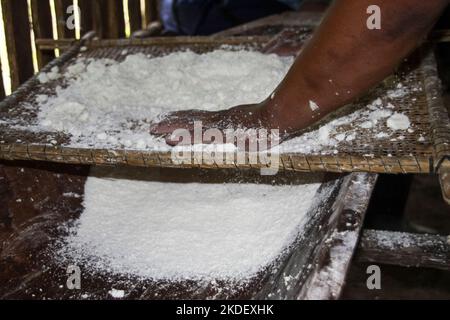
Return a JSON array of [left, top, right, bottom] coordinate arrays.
[[299, 173, 378, 300], [78, 0, 94, 36], [35, 38, 76, 51], [128, 0, 143, 32], [1, 0, 34, 90], [54, 0, 76, 39], [91, 0, 103, 38], [355, 229, 450, 271], [101, 0, 125, 39], [30, 0, 56, 69]]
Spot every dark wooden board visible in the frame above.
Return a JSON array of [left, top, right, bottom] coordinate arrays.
[[101, 0, 125, 39], [78, 0, 94, 36], [0, 162, 374, 299]]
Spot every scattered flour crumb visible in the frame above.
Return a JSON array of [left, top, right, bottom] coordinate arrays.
[[335, 133, 346, 142], [359, 121, 373, 129], [108, 289, 125, 299], [387, 113, 411, 131], [38, 66, 60, 84], [309, 100, 320, 112], [387, 83, 408, 98], [63, 192, 81, 198], [375, 132, 389, 139]]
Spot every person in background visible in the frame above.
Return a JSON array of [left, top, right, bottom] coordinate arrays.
[[160, 0, 304, 36], [151, 0, 449, 145]]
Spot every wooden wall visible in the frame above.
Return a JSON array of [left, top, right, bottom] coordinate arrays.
[[0, 0, 160, 96]]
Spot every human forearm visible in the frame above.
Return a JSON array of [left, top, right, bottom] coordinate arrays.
[[266, 0, 449, 134]]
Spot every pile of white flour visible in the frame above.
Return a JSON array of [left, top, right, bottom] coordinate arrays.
[[31, 49, 415, 154], [63, 174, 322, 281], [35, 50, 291, 150]]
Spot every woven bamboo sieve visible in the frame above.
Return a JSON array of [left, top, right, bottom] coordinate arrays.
[[0, 32, 449, 174]]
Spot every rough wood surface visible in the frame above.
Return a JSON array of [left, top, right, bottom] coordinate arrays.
[[355, 229, 450, 271], [92, 0, 104, 38], [299, 173, 378, 300], [422, 51, 450, 171], [31, 0, 56, 69], [1, 0, 34, 89], [439, 159, 450, 205]]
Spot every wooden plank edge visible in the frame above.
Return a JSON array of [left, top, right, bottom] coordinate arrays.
[[355, 229, 450, 271], [298, 173, 378, 300]]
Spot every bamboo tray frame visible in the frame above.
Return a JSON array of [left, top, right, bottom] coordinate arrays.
[[0, 33, 449, 175]]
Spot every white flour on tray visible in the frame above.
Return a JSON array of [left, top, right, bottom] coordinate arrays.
[[61, 173, 322, 281], [29, 49, 415, 153]]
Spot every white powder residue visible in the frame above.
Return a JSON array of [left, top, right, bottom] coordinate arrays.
[[366, 230, 414, 249], [305, 230, 357, 300], [387, 113, 411, 131], [63, 175, 321, 281], [63, 192, 81, 198], [375, 132, 389, 139], [37, 66, 60, 84], [309, 100, 320, 112], [368, 109, 393, 124], [108, 289, 125, 299], [359, 121, 373, 129], [387, 83, 409, 99], [34, 50, 292, 150], [279, 97, 397, 153]]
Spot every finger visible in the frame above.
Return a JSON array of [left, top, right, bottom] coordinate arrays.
[[150, 119, 193, 135], [150, 110, 214, 135], [164, 130, 195, 146]]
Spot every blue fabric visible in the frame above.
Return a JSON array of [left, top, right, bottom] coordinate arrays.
[[278, 0, 303, 10], [161, 0, 302, 35]]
